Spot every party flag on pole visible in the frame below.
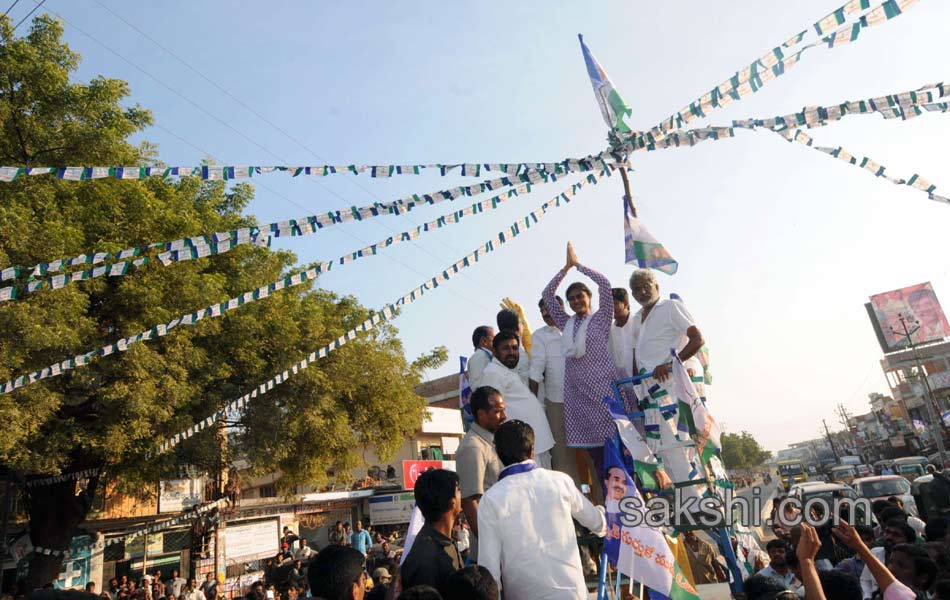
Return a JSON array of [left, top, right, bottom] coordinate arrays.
[[459, 356, 473, 431], [624, 200, 678, 275], [604, 395, 664, 491], [601, 437, 700, 600], [578, 34, 633, 133], [671, 353, 722, 466]]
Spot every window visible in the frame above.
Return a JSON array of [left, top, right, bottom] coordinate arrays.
[[258, 484, 277, 498]]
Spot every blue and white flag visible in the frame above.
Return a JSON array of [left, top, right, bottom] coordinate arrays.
[[459, 356, 473, 431]]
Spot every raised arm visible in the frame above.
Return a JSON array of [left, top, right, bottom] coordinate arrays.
[[542, 269, 570, 330], [575, 263, 614, 327]]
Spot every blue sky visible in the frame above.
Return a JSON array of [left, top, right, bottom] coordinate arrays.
[[14, 0, 950, 451]]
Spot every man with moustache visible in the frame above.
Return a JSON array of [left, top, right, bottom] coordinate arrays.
[[480, 330, 555, 469], [628, 268, 708, 502]]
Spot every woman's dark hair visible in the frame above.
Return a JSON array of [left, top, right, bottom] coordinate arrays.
[[565, 282, 591, 299]]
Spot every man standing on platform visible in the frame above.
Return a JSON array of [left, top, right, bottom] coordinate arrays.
[[467, 326, 495, 391], [629, 269, 708, 499], [456, 385, 506, 561], [529, 296, 580, 484], [609, 288, 635, 380], [480, 331, 555, 469]]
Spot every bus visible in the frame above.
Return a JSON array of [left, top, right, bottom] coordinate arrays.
[[777, 459, 807, 491]]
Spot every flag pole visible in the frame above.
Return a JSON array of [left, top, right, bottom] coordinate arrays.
[[597, 547, 608, 600]]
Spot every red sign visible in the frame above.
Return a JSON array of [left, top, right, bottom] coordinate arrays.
[[868, 282, 950, 353], [402, 460, 443, 489]]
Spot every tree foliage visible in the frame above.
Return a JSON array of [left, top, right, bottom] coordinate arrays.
[[0, 15, 445, 585], [721, 431, 772, 470]]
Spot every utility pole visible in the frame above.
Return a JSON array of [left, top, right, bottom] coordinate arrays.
[[892, 313, 949, 467], [823, 419, 841, 461], [838, 404, 860, 457]]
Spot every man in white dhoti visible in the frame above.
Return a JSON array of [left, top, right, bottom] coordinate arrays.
[[629, 269, 708, 502]]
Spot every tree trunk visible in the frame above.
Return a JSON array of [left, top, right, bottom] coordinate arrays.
[[26, 477, 98, 590]]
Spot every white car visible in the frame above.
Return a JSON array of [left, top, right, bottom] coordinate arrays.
[[851, 475, 919, 517]]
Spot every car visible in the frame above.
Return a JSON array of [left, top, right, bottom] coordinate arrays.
[[895, 463, 926, 482], [851, 475, 919, 517], [873, 459, 894, 475], [893, 456, 929, 468], [788, 481, 826, 495], [787, 482, 868, 522], [856, 464, 872, 477], [829, 465, 857, 485]]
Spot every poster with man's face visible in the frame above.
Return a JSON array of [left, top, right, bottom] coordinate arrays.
[[602, 443, 636, 565]]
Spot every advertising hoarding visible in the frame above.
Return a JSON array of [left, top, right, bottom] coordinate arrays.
[[868, 282, 950, 353]]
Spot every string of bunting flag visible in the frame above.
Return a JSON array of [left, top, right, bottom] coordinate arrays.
[[773, 127, 949, 205], [33, 497, 228, 558], [0, 162, 610, 298], [0, 155, 608, 184], [153, 168, 614, 455], [24, 467, 104, 488], [0, 168, 613, 395], [636, 0, 917, 148]]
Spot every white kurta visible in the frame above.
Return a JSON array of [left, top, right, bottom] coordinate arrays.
[[609, 317, 635, 378], [631, 299, 699, 372], [529, 325, 565, 404], [478, 462, 607, 600], [481, 360, 555, 454], [467, 347, 493, 391]]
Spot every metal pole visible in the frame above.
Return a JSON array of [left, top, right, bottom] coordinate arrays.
[[823, 420, 840, 460], [895, 314, 948, 466]]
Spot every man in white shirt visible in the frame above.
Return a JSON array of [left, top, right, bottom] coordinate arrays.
[[467, 325, 495, 391], [478, 419, 607, 600], [629, 269, 707, 499], [481, 331, 555, 468], [497, 308, 532, 385], [609, 288, 635, 379], [529, 296, 580, 483], [294, 538, 315, 561]]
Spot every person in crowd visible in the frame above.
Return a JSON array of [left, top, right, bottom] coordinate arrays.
[[925, 516, 949, 543], [529, 296, 580, 483], [479, 331, 555, 468], [370, 568, 390, 589], [758, 539, 799, 588], [443, 566, 499, 600], [608, 288, 635, 380], [86, 583, 97, 595], [398, 469, 463, 596], [287, 560, 307, 591], [285, 586, 299, 600], [182, 580, 202, 600], [395, 587, 442, 600], [477, 419, 607, 599], [860, 519, 919, 599], [294, 538, 315, 561], [542, 242, 635, 477], [350, 521, 372, 557], [453, 521, 469, 560], [921, 542, 950, 589], [280, 542, 294, 560], [165, 570, 188, 598], [467, 326, 495, 391], [682, 530, 727, 584], [628, 267, 708, 500], [364, 584, 387, 600], [884, 497, 928, 537], [836, 525, 877, 576], [283, 527, 300, 552], [834, 519, 937, 600], [330, 521, 346, 546], [456, 385, 505, 554], [496, 307, 531, 385], [307, 544, 366, 600], [198, 575, 214, 599], [888, 544, 939, 597]]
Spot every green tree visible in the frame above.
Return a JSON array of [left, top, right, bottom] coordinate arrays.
[[0, 16, 444, 587], [721, 431, 772, 470]]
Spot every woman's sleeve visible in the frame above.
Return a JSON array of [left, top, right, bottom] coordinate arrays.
[[577, 264, 614, 328], [542, 269, 569, 329]]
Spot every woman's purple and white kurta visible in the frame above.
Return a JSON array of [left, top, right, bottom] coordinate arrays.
[[542, 264, 629, 448]]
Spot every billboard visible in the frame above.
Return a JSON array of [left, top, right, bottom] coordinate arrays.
[[224, 518, 279, 561], [369, 492, 416, 525], [868, 282, 950, 353], [158, 478, 203, 513]]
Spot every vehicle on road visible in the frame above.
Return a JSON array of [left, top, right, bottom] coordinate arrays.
[[778, 459, 807, 491], [895, 463, 926, 482], [787, 482, 868, 523], [856, 464, 872, 477], [851, 475, 919, 517], [830, 465, 858, 486]]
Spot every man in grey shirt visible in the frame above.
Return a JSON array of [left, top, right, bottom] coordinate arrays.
[[456, 385, 506, 561]]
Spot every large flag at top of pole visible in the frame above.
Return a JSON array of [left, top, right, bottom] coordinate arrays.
[[578, 34, 632, 133]]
